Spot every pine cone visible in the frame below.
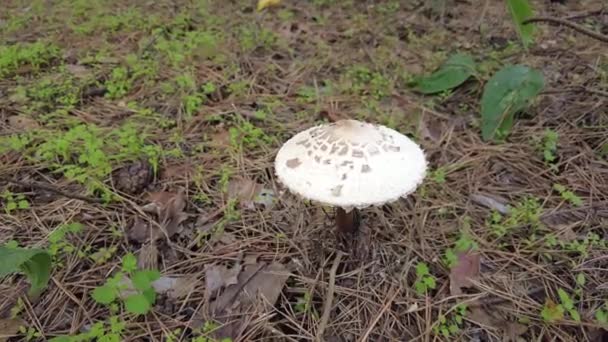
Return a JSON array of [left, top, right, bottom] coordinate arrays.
[[113, 160, 153, 194]]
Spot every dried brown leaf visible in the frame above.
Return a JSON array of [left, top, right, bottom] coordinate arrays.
[[133, 189, 189, 243], [166, 276, 199, 299], [8, 115, 40, 130], [470, 193, 510, 214], [227, 177, 276, 209], [0, 317, 25, 342], [227, 177, 262, 203], [468, 306, 528, 341], [205, 264, 242, 298], [210, 262, 289, 313], [65, 64, 93, 79], [137, 243, 158, 270], [207, 262, 290, 340], [127, 217, 152, 243], [449, 251, 480, 295], [161, 162, 195, 180]]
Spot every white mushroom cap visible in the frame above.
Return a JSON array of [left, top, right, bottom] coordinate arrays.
[[274, 119, 427, 211]]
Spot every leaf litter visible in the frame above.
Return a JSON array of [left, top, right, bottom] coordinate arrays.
[[202, 261, 290, 340], [449, 250, 481, 296], [128, 188, 189, 243], [227, 177, 276, 210]]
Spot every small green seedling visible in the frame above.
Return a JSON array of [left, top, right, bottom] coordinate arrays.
[[541, 129, 558, 163], [48, 222, 84, 259], [443, 232, 478, 268], [596, 302, 608, 326], [541, 288, 580, 323], [413, 262, 437, 295], [49, 315, 126, 342], [553, 184, 583, 207], [92, 253, 160, 315], [1, 190, 30, 214], [433, 304, 467, 338]]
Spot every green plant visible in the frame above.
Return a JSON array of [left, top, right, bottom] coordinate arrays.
[[0, 243, 52, 297], [596, 302, 608, 326], [105, 66, 131, 99], [553, 184, 583, 207], [0, 41, 60, 77], [49, 315, 126, 342], [411, 53, 476, 94], [48, 222, 84, 262], [1, 190, 30, 214], [433, 304, 467, 337], [91, 253, 160, 315], [413, 262, 437, 295], [90, 246, 118, 265], [506, 0, 535, 48], [487, 196, 543, 238], [294, 291, 319, 319], [541, 129, 558, 163], [480, 65, 544, 142], [443, 231, 478, 268], [342, 65, 392, 100], [228, 118, 273, 150], [541, 288, 580, 322], [189, 321, 233, 342]]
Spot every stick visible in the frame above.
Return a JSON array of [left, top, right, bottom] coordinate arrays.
[[0, 177, 104, 204], [523, 16, 608, 43], [316, 251, 344, 342], [358, 286, 399, 342]]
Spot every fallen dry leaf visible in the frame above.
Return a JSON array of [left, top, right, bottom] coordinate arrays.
[[160, 162, 195, 181], [205, 264, 242, 298], [227, 177, 276, 210], [163, 276, 199, 299], [449, 251, 480, 295], [418, 115, 443, 143], [132, 189, 189, 243], [65, 64, 93, 79], [8, 115, 40, 131], [137, 243, 158, 270], [470, 193, 510, 215], [227, 177, 262, 203], [206, 262, 290, 340], [468, 306, 528, 341], [152, 276, 179, 294], [0, 317, 25, 342]]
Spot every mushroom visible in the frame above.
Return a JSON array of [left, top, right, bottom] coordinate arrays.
[[274, 119, 427, 236]]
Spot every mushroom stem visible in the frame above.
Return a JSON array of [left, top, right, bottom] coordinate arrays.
[[336, 207, 360, 235]]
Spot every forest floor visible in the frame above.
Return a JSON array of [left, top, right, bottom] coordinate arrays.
[[1, 0, 608, 341]]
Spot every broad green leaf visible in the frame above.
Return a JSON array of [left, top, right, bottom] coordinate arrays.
[[415, 262, 429, 277], [557, 288, 574, 310], [142, 287, 157, 305], [124, 294, 152, 315], [412, 53, 476, 94], [541, 299, 564, 322], [131, 270, 160, 291], [0, 245, 52, 296], [569, 309, 581, 322], [480, 65, 544, 141], [92, 285, 116, 304], [121, 253, 137, 273], [506, 0, 535, 48]]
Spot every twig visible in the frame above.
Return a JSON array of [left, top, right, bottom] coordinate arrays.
[[316, 251, 344, 342], [358, 285, 399, 342], [522, 16, 608, 43], [0, 177, 104, 204]]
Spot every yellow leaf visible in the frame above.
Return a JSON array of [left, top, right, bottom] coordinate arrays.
[[257, 0, 281, 11]]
